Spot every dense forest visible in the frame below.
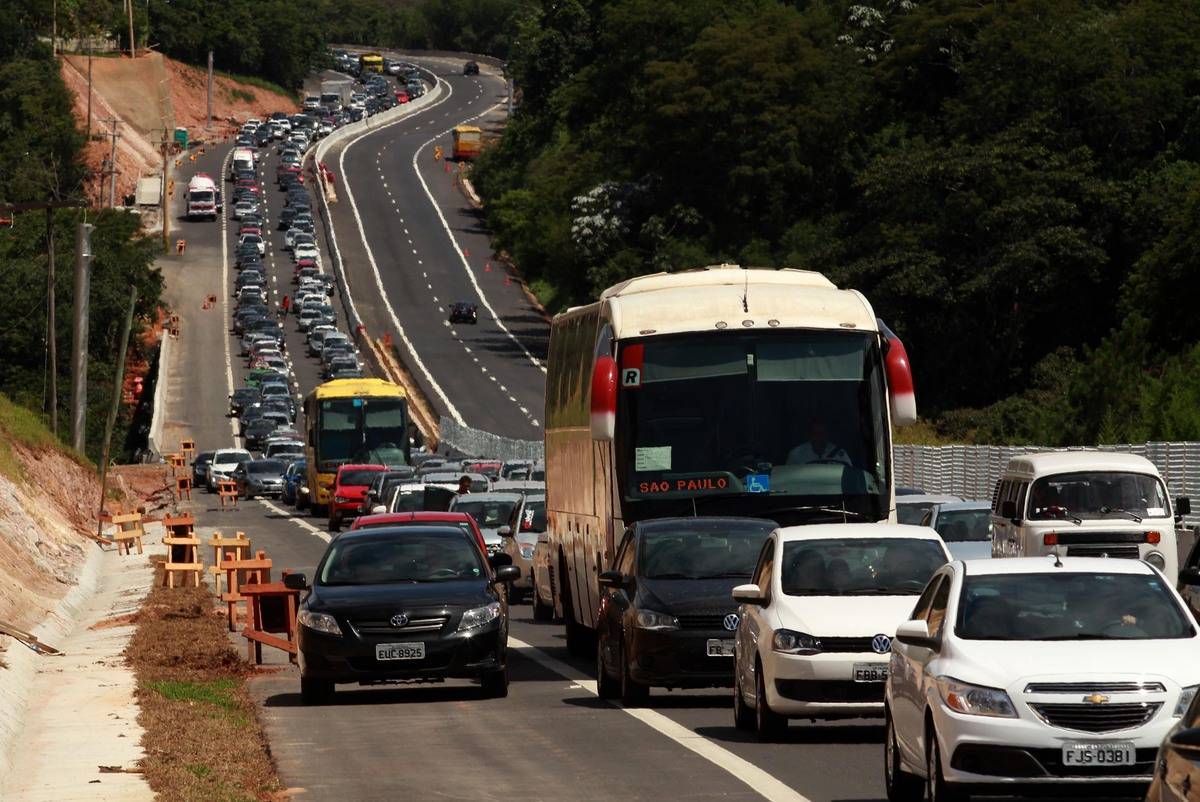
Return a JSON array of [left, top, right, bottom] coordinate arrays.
[[470, 0, 1200, 445], [1, 1, 163, 461]]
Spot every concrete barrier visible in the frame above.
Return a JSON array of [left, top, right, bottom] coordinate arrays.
[[145, 331, 171, 461]]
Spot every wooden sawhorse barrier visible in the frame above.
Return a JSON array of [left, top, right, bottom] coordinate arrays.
[[221, 550, 272, 631], [160, 514, 202, 588], [242, 577, 300, 665], [111, 513, 145, 556], [217, 480, 239, 510], [208, 531, 251, 595]]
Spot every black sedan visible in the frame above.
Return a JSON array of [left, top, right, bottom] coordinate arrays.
[[595, 517, 775, 705], [448, 302, 478, 325], [463, 60, 479, 75], [231, 458, 287, 498], [286, 526, 520, 703], [191, 451, 214, 488]]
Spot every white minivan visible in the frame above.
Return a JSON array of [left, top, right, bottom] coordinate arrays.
[[990, 452, 1187, 583]]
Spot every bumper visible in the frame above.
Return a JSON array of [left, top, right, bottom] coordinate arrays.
[[933, 703, 1167, 786], [764, 651, 888, 717], [246, 483, 283, 496], [629, 627, 737, 688], [330, 500, 362, 517], [297, 624, 505, 683]]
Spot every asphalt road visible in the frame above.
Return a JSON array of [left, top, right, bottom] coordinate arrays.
[[153, 57, 1137, 802]]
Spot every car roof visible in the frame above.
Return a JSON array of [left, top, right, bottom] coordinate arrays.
[[333, 524, 474, 542], [957, 556, 1156, 576], [896, 494, 962, 505], [338, 463, 386, 473], [358, 511, 476, 526], [775, 523, 945, 542], [451, 492, 521, 502], [933, 501, 991, 512], [1004, 450, 1160, 478]]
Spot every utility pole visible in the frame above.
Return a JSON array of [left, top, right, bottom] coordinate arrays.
[[96, 286, 137, 539], [70, 222, 93, 452], [206, 51, 214, 131], [51, 0, 57, 56], [87, 44, 94, 143], [101, 119, 120, 207], [46, 207, 57, 436], [160, 131, 170, 253], [126, 0, 136, 58]]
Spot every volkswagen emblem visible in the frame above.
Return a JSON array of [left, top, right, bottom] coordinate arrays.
[[1084, 693, 1110, 705], [723, 613, 740, 632], [871, 634, 892, 654], [389, 613, 409, 628]]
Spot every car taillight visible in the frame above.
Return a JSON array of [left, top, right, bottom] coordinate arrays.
[[1043, 533, 1058, 546]]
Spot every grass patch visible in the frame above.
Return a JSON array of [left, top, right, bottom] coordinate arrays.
[[530, 278, 567, 315], [225, 87, 255, 104], [893, 418, 960, 446], [0, 393, 91, 481], [214, 68, 299, 103], [127, 578, 279, 802]]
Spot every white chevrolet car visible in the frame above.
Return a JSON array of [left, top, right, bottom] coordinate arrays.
[[731, 524, 950, 740], [206, 448, 252, 491], [884, 557, 1200, 802]]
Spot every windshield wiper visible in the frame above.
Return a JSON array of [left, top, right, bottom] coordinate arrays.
[[760, 505, 872, 522], [1036, 633, 1110, 641], [842, 587, 920, 595], [1099, 507, 1143, 523]]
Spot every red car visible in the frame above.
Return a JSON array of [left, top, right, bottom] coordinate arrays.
[[395, 91, 410, 104], [329, 464, 386, 531], [351, 511, 487, 557]]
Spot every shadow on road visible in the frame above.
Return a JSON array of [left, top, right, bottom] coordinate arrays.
[[695, 722, 884, 746]]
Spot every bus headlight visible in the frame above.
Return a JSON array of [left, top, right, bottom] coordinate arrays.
[[1145, 552, 1167, 571]]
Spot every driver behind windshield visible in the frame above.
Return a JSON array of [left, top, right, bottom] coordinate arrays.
[[786, 420, 851, 466]]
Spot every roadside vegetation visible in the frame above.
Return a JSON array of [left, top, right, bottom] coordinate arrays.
[[127, 578, 280, 802]]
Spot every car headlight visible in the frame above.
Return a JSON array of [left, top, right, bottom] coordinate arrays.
[[1175, 685, 1199, 717], [298, 610, 342, 636], [635, 609, 679, 631], [772, 629, 821, 655], [935, 676, 1017, 718], [1145, 551, 1167, 571], [519, 545, 535, 559], [457, 602, 501, 633], [333, 495, 349, 503]]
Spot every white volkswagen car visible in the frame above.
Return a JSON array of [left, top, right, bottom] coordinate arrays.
[[884, 557, 1200, 802], [206, 448, 252, 491], [731, 524, 950, 740]]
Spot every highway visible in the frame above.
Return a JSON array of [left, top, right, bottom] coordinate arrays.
[[151, 56, 1131, 802]]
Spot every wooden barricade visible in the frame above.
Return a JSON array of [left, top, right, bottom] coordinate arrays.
[[180, 438, 196, 462], [111, 513, 145, 556], [221, 550, 272, 631], [167, 453, 186, 476], [242, 576, 300, 664], [160, 514, 201, 588], [217, 479, 239, 510], [208, 531, 251, 595], [175, 475, 192, 501]]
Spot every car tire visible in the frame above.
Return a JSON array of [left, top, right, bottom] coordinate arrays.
[[926, 724, 968, 802], [300, 677, 334, 705], [532, 591, 554, 622], [480, 668, 508, 699], [754, 659, 787, 740], [733, 663, 755, 731], [596, 633, 620, 700], [619, 642, 649, 707], [885, 709, 923, 802]]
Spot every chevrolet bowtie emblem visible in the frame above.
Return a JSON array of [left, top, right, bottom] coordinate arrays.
[[1083, 693, 1110, 705]]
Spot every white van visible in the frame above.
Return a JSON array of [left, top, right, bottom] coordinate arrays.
[[230, 147, 255, 180], [990, 451, 1186, 581]]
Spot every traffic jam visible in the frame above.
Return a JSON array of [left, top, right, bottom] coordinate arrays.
[[187, 58, 1200, 802]]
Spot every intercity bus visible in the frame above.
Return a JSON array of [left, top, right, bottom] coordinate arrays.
[[358, 53, 384, 74], [452, 125, 483, 160], [542, 265, 917, 651], [303, 378, 408, 514]]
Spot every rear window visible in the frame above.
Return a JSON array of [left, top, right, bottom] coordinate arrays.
[[453, 499, 517, 528]]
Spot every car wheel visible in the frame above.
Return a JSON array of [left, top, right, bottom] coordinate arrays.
[[733, 661, 755, 731], [926, 723, 968, 802], [619, 641, 649, 707], [300, 677, 334, 705], [596, 632, 620, 700], [754, 659, 787, 740], [480, 668, 508, 699], [885, 708, 923, 802], [532, 591, 554, 622]]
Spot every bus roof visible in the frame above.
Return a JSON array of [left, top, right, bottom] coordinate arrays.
[[563, 264, 877, 338], [309, 377, 406, 401], [454, 125, 482, 134]]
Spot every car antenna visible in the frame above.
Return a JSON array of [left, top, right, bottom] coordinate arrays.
[[1052, 548, 1063, 568], [691, 496, 698, 518]]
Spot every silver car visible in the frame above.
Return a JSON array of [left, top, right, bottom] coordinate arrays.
[[499, 493, 545, 598]]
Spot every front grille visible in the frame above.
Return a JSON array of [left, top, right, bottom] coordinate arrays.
[[1029, 702, 1161, 732], [351, 616, 448, 636], [775, 679, 884, 703], [816, 636, 875, 653], [678, 615, 727, 630], [951, 744, 1158, 778], [1065, 545, 1140, 559], [1025, 681, 1166, 694]]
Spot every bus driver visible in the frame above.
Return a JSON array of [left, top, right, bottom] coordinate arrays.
[[787, 420, 851, 466]]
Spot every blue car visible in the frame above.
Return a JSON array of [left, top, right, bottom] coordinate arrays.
[[281, 459, 308, 509]]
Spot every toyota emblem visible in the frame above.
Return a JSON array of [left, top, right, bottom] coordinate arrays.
[[390, 613, 409, 628], [871, 634, 892, 654], [723, 613, 740, 632]]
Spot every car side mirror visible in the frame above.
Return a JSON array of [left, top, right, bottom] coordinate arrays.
[[370, 505, 386, 515], [598, 570, 626, 588], [731, 583, 765, 606], [896, 619, 939, 650], [493, 565, 520, 583], [1179, 567, 1200, 587], [1169, 726, 1200, 752], [498, 526, 513, 538], [283, 573, 308, 591], [489, 552, 513, 568], [1177, 497, 1192, 517]]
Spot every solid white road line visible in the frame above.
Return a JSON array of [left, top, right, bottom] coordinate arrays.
[[257, 498, 331, 542], [220, 148, 240, 444], [508, 637, 813, 802]]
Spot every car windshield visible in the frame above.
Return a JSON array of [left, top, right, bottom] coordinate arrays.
[[1028, 472, 1170, 520], [339, 470, 381, 486], [934, 509, 991, 542], [957, 572, 1195, 641], [249, 460, 285, 474], [453, 499, 517, 528], [216, 450, 251, 464], [318, 532, 484, 585], [780, 538, 947, 596], [639, 521, 774, 580], [896, 502, 936, 525]]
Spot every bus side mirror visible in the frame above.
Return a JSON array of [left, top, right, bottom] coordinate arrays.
[[590, 354, 617, 442], [878, 320, 917, 426]]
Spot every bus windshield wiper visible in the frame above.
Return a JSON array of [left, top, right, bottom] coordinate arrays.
[[1099, 507, 1143, 523], [763, 505, 872, 522]]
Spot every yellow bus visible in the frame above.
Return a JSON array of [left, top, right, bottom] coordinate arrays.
[[452, 125, 482, 160], [303, 378, 408, 513], [359, 53, 384, 74]]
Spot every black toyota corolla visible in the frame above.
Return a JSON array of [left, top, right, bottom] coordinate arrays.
[[286, 525, 520, 703]]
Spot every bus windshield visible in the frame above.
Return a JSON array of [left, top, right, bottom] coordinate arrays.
[[317, 397, 406, 472], [617, 330, 890, 518]]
